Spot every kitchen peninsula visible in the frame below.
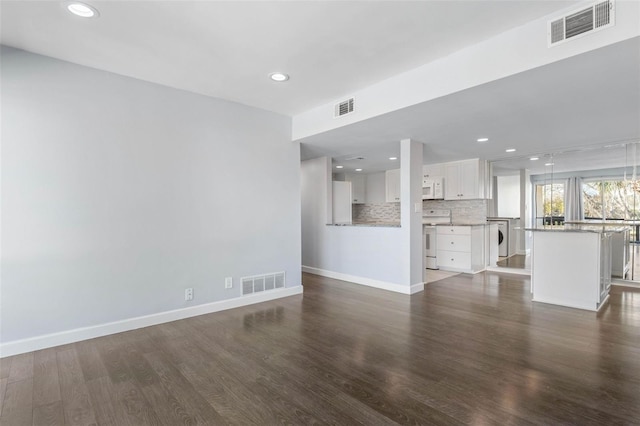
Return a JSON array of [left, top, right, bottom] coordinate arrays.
[[528, 224, 629, 311]]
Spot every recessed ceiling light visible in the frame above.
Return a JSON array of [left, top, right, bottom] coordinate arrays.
[[269, 72, 289, 82], [335, 165, 343, 169], [355, 168, 363, 172], [505, 148, 516, 153], [477, 138, 489, 142], [389, 157, 398, 160], [545, 162, 555, 166], [66, 2, 99, 18], [530, 157, 539, 161]]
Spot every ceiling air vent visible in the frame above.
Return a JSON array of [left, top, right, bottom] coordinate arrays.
[[334, 97, 355, 118], [548, 0, 614, 47]]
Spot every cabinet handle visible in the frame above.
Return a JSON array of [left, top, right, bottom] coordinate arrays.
[[451, 258, 454, 261], [451, 241, 454, 244]]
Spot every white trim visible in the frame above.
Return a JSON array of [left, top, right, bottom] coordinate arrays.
[[302, 266, 423, 295], [485, 266, 532, 276], [0, 286, 303, 358], [612, 280, 640, 289], [532, 296, 600, 312]]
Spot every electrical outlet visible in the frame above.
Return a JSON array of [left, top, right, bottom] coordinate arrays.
[[184, 287, 193, 301], [225, 277, 233, 289]]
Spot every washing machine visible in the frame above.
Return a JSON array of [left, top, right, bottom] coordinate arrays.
[[488, 219, 509, 257], [496, 221, 509, 257]]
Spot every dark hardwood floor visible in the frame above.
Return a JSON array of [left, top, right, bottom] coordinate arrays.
[[496, 254, 529, 269], [2, 272, 640, 425]]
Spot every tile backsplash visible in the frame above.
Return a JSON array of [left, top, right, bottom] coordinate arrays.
[[423, 199, 488, 223], [353, 202, 401, 222], [354, 199, 488, 224]]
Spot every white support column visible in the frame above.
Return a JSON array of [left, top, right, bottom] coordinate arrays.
[[400, 138, 424, 293], [520, 168, 531, 255]]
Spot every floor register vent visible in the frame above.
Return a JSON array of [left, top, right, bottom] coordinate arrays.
[[334, 97, 355, 118], [242, 272, 285, 296], [548, 0, 614, 46]]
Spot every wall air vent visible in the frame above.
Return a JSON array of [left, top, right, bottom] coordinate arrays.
[[334, 97, 355, 118], [548, 0, 614, 47], [241, 272, 285, 296]]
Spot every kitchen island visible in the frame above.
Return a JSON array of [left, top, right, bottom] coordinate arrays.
[[528, 225, 629, 311]]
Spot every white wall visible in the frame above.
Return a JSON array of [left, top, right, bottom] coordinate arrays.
[[1, 47, 302, 351], [497, 175, 521, 218], [301, 157, 415, 293], [302, 142, 425, 294]]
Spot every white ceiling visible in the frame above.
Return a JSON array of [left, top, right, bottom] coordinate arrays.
[[1, 0, 578, 116], [299, 37, 640, 174], [2, 0, 637, 176]]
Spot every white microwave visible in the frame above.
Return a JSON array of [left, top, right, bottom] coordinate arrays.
[[422, 177, 444, 199]]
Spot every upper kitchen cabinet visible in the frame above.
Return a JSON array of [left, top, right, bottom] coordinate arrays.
[[444, 159, 488, 200], [334, 172, 366, 204], [422, 163, 444, 179], [385, 168, 401, 203], [346, 173, 366, 204]]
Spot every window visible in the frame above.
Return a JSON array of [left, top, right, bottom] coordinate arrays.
[[535, 182, 565, 226], [582, 179, 640, 220]]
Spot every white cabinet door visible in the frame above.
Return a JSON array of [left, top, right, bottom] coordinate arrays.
[[346, 173, 366, 204], [443, 159, 484, 200], [385, 169, 401, 203], [444, 163, 461, 200], [458, 159, 480, 200], [422, 163, 444, 180]]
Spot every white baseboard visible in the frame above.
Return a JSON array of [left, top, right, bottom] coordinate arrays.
[[302, 266, 423, 295], [532, 296, 597, 312], [485, 266, 531, 276], [612, 279, 640, 289], [0, 286, 303, 358]]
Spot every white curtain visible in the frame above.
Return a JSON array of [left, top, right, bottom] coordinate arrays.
[[565, 177, 584, 221]]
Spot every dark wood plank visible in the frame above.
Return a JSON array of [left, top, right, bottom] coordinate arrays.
[[7, 352, 34, 384], [57, 348, 97, 426], [33, 400, 65, 426], [74, 340, 108, 382], [94, 335, 132, 384], [144, 351, 227, 425], [89, 376, 163, 426], [33, 348, 61, 407], [0, 378, 7, 417], [137, 373, 198, 426], [84, 376, 123, 426], [0, 357, 11, 379], [0, 378, 33, 425]]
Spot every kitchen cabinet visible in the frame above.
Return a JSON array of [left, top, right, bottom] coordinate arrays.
[[334, 173, 366, 204], [385, 169, 401, 203], [436, 225, 485, 273], [345, 173, 366, 204], [422, 163, 444, 179], [444, 159, 487, 200]]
